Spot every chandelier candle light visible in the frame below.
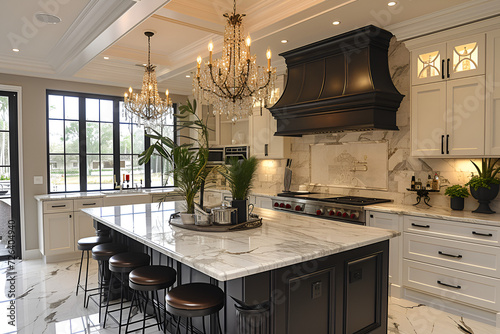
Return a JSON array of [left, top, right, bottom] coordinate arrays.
[[123, 31, 172, 130], [194, 0, 276, 121]]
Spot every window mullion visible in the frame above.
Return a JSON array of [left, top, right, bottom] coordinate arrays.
[[79, 97, 87, 192], [113, 100, 120, 189]]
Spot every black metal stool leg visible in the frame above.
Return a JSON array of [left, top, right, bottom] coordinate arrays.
[[125, 289, 137, 334], [83, 250, 90, 307], [76, 250, 84, 296], [142, 291, 149, 334], [103, 272, 114, 328], [217, 313, 222, 334], [175, 315, 181, 334], [202, 316, 206, 334]]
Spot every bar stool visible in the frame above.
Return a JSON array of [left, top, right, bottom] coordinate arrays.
[[76, 235, 111, 307], [103, 252, 151, 332], [90, 243, 128, 323], [125, 265, 177, 334], [166, 283, 224, 334]]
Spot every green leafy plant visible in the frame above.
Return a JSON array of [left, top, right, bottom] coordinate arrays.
[[219, 156, 258, 200], [139, 99, 216, 213], [465, 158, 500, 190], [444, 184, 469, 198]]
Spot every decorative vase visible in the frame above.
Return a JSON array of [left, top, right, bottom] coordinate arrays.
[[180, 213, 196, 225], [231, 199, 249, 224], [450, 197, 464, 211], [470, 184, 500, 214]]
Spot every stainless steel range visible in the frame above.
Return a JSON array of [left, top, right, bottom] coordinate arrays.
[[272, 192, 392, 225]]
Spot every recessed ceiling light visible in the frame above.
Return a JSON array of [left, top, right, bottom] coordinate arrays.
[[103, 56, 109, 60], [332, 21, 341, 25], [388, 1, 397, 6], [281, 40, 288, 44], [12, 49, 19, 52], [186, 75, 191, 78], [35, 13, 62, 24]]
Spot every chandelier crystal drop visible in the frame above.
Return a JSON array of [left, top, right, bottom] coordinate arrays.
[[123, 31, 173, 131], [193, 0, 276, 121]]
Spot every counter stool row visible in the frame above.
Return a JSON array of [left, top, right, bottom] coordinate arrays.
[[76, 235, 224, 334]]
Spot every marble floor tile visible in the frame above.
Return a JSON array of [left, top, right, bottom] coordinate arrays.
[[0, 259, 498, 333]]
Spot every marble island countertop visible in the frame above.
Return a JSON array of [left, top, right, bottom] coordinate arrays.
[[83, 202, 399, 281], [368, 203, 500, 227]]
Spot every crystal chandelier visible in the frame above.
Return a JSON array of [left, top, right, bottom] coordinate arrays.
[[193, 0, 276, 121], [123, 31, 172, 130]]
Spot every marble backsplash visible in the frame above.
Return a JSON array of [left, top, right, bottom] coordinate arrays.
[[250, 37, 499, 213]]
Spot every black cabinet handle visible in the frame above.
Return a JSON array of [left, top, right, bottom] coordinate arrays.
[[83, 203, 96, 206], [472, 231, 493, 237], [370, 214, 374, 218], [412, 223, 430, 228], [447, 58, 450, 78], [51, 204, 66, 208], [437, 280, 461, 289], [441, 59, 445, 79], [441, 135, 444, 154], [264, 144, 268, 157], [69, 215, 72, 218], [446, 134, 449, 154], [438, 251, 462, 259]]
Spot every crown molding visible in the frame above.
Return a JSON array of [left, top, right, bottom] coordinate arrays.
[[386, 0, 500, 42]]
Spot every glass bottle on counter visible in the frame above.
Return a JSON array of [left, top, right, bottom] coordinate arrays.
[[426, 175, 432, 190], [432, 173, 440, 190], [411, 176, 415, 190], [415, 178, 422, 190]]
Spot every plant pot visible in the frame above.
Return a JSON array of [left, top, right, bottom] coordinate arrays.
[[470, 183, 500, 214], [450, 197, 464, 211], [180, 213, 196, 225]]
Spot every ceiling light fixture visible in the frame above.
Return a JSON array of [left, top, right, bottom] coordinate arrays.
[[12, 49, 19, 52], [332, 21, 341, 25], [186, 75, 191, 78], [281, 39, 288, 44], [388, 1, 397, 6], [103, 56, 109, 60], [123, 31, 172, 131], [194, 0, 276, 121], [35, 13, 62, 24]]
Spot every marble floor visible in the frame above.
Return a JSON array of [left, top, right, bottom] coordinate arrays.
[[0, 259, 498, 334]]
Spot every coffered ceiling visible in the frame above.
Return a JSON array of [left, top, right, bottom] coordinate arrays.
[[1, 0, 498, 95]]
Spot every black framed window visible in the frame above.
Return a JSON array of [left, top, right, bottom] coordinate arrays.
[[47, 90, 175, 193]]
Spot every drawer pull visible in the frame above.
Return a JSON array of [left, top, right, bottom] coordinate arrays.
[[472, 231, 493, 237], [82, 203, 97, 206], [411, 223, 430, 228], [51, 204, 66, 208], [438, 251, 462, 259], [437, 280, 461, 289]]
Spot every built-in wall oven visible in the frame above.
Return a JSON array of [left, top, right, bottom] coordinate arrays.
[[224, 146, 248, 164], [207, 147, 225, 165]]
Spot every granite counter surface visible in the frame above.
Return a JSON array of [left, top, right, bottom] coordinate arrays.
[[368, 203, 500, 227], [83, 202, 399, 281]]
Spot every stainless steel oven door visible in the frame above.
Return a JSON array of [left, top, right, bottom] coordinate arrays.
[[224, 146, 248, 164]]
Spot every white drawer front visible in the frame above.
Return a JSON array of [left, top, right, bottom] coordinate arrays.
[[404, 233, 500, 278], [43, 200, 73, 214], [74, 198, 103, 210], [403, 259, 500, 311], [404, 215, 500, 247]]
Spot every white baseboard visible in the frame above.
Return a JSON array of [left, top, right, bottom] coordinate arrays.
[[22, 249, 42, 260]]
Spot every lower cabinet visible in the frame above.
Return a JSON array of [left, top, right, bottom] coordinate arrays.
[[73, 198, 104, 243], [43, 212, 74, 256]]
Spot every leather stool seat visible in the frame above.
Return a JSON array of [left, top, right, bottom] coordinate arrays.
[[129, 265, 177, 291], [166, 283, 224, 318], [109, 252, 150, 270], [92, 243, 127, 261], [77, 236, 111, 251]]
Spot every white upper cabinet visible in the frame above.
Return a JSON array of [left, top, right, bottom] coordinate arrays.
[[411, 34, 485, 86], [485, 29, 500, 155]]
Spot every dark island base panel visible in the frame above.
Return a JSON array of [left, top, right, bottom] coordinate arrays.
[[97, 222, 389, 334]]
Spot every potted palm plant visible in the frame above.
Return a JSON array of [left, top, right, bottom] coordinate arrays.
[[465, 158, 500, 214], [219, 156, 259, 224], [444, 184, 469, 211], [139, 99, 215, 223]]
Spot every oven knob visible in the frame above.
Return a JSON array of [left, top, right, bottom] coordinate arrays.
[[285, 203, 291, 209], [329, 209, 335, 216], [295, 205, 302, 211], [336, 210, 343, 216], [279, 203, 285, 208], [274, 202, 279, 207], [350, 212, 360, 219], [342, 211, 349, 218], [316, 209, 323, 215]]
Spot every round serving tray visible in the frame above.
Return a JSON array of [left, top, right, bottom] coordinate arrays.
[[169, 216, 262, 232]]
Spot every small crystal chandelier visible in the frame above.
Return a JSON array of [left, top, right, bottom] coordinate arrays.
[[123, 31, 172, 130], [193, 0, 276, 121]]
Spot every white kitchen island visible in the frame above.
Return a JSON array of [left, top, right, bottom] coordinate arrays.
[[84, 202, 398, 333]]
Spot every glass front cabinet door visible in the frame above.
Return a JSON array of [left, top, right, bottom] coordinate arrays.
[[412, 33, 485, 85]]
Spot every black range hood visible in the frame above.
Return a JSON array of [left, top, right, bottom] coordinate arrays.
[[269, 25, 404, 136]]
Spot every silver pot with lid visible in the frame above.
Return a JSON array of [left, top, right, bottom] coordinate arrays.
[[211, 202, 238, 225]]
